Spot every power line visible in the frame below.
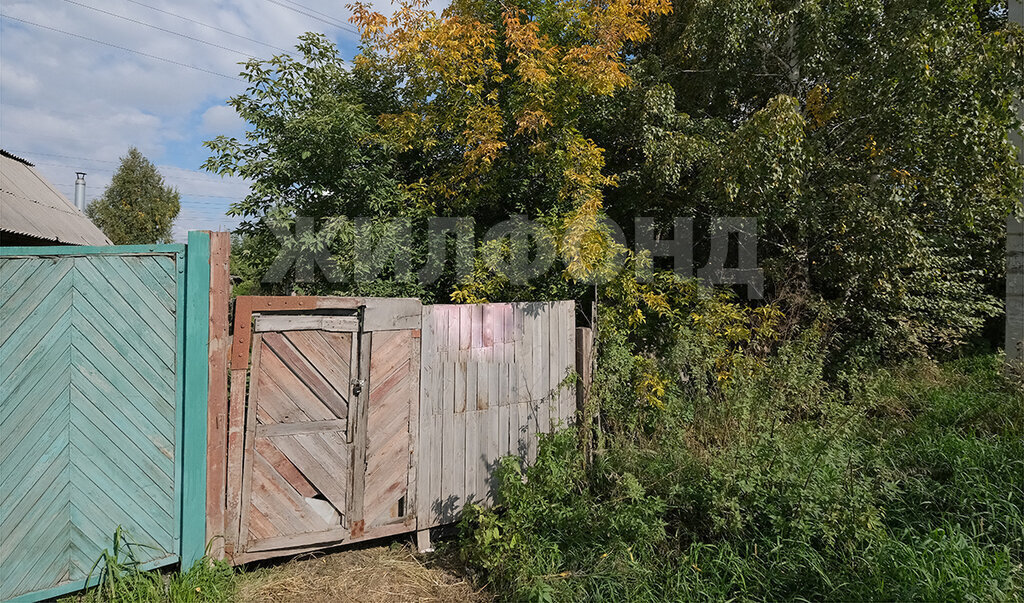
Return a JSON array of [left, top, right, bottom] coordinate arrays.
[[63, 0, 257, 58], [263, 0, 360, 36], [276, 0, 350, 29], [123, 0, 289, 54], [5, 149, 121, 166], [26, 158, 248, 188], [0, 14, 242, 80]]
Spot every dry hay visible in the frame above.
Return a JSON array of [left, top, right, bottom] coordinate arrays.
[[235, 543, 489, 602]]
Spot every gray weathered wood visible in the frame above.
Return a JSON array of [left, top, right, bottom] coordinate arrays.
[[256, 419, 347, 437], [255, 314, 359, 333], [1009, 218, 1024, 365], [413, 300, 578, 529], [362, 298, 422, 331]]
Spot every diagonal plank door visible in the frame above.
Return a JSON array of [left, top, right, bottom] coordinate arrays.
[[238, 326, 358, 553]]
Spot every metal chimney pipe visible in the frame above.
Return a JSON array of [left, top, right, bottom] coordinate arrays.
[[74, 172, 86, 211]]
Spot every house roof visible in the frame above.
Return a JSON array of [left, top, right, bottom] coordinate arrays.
[[0, 149, 112, 246]]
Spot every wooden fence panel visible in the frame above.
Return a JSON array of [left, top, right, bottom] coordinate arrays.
[[1, 242, 209, 602], [1009, 218, 1023, 366], [417, 301, 576, 532]]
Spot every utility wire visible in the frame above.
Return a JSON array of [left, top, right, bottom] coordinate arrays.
[[62, 0, 257, 58], [263, 0, 360, 36], [276, 0, 350, 29], [18, 154, 250, 189], [123, 0, 289, 53], [0, 14, 242, 80]]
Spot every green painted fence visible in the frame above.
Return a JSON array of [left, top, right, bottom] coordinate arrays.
[[0, 234, 209, 602]]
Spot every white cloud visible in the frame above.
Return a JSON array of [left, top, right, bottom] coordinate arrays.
[[200, 104, 243, 136], [1, 0, 447, 236]]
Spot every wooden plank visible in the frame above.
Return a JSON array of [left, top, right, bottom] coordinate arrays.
[[236, 334, 264, 554], [454, 354, 467, 414], [435, 305, 449, 353], [515, 401, 528, 459], [499, 402, 510, 459], [517, 305, 531, 403], [453, 411, 467, 517], [349, 331, 371, 533], [440, 397, 457, 523], [262, 332, 349, 419], [407, 323, 421, 527], [467, 359, 479, 412], [255, 352, 335, 422], [237, 518, 410, 561], [415, 306, 434, 530], [206, 232, 230, 560], [223, 369, 247, 557], [232, 297, 363, 369], [576, 327, 593, 421], [287, 330, 354, 400], [256, 419, 348, 437], [535, 304, 550, 437], [459, 304, 472, 350], [549, 302, 562, 426], [486, 368, 500, 504], [429, 414, 443, 527], [482, 304, 495, 347], [471, 304, 484, 348], [1009, 218, 1024, 365], [250, 452, 322, 533], [527, 399, 539, 464], [362, 298, 422, 331], [563, 302, 576, 424], [364, 329, 414, 527], [465, 410, 479, 507], [255, 314, 359, 333], [252, 439, 317, 498], [271, 433, 350, 517], [182, 230, 210, 570], [346, 333, 359, 442], [247, 504, 278, 541]]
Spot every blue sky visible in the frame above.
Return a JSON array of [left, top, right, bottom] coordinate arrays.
[[0, 0, 427, 241]]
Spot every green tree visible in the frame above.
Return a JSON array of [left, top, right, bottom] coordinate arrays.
[[202, 35, 415, 297], [86, 148, 181, 245], [205, 0, 1023, 360], [591, 0, 1023, 359]]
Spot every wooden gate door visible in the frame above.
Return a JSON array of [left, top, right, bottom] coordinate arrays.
[[236, 315, 360, 553], [230, 299, 422, 560]]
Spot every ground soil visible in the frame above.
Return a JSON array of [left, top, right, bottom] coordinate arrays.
[[235, 542, 489, 602]]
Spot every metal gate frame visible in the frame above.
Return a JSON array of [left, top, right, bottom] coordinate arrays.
[[1, 232, 210, 602]]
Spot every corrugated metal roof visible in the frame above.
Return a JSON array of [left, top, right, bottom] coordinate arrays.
[[0, 149, 112, 246]]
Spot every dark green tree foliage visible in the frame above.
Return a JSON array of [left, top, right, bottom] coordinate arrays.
[[86, 148, 181, 245], [203, 35, 422, 298], [594, 0, 1023, 359], [206, 2, 1022, 358]]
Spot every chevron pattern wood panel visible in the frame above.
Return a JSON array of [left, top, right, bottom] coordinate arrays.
[[1, 254, 179, 601], [364, 329, 416, 528], [239, 330, 355, 553]]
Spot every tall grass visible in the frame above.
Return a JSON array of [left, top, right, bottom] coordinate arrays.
[[459, 353, 1024, 601], [61, 530, 236, 603]]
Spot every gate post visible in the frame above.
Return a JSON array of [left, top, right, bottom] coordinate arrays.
[[182, 231, 211, 569], [1010, 1, 1023, 370]]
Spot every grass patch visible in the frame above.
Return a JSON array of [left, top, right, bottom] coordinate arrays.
[[459, 353, 1024, 601]]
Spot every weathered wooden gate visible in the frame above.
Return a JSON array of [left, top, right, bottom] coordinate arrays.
[[224, 298, 420, 562], [0, 236, 210, 602], [214, 297, 578, 563]]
